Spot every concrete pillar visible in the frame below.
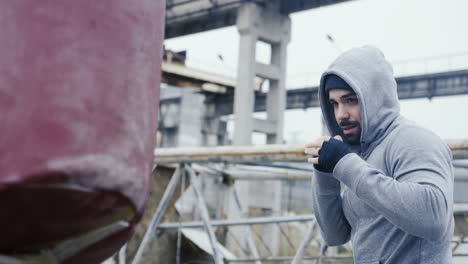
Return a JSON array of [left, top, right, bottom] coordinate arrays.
[[228, 0, 291, 257], [159, 87, 227, 148], [233, 0, 290, 144], [228, 3, 260, 257], [203, 99, 228, 146], [159, 87, 205, 148], [178, 90, 205, 147], [233, 3, 260, 146], [233, 1, 291, 145], [267, 37, 290, 144]]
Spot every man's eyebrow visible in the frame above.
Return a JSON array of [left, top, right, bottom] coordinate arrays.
[[341, 92, 357, 99]]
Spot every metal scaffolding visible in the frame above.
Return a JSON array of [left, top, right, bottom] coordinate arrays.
[[119, 139, 468, 264]]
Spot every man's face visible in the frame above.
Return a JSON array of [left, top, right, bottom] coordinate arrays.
[[328, 89, 362, 145]]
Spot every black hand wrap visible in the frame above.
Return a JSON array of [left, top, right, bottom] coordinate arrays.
[[315, 138, 352, 173]]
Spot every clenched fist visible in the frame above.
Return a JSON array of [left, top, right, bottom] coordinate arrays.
[[304, 135, 351, 173]]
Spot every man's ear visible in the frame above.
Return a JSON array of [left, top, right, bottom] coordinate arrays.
[[334, 135, 343, 141]]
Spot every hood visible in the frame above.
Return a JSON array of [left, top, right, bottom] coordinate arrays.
[[319, 46, 400, 154]]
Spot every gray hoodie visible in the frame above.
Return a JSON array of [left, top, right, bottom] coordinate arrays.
[[312, 46, 454, 264]]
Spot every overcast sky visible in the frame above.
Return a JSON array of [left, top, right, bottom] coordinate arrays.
[[164, 0, 468, 144]]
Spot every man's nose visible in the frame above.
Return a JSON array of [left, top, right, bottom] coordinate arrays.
[[336, 106, 350, 120]]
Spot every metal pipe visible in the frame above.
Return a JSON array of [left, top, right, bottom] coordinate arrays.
[[193, 164, 312, 181], [158, 214, 315, 230], [453, 150, 468, 160], [454, 203, 468, 214], [54, 221, 129, 262], [176, 167, 186, 264], [278, 223, 296, 251], [231, 188, 262, 264], [225, 255, 354, 263], [118, 244, 127, 264], [225, 169, 311, 180], [251, 226, 273, 255], [185, 165, 224, 264], [157, 204, 468, 229], [132, 166, 182, 264], [292, 220, 316, 264]]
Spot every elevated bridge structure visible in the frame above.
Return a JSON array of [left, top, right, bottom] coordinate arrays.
[[165, 0, 351, 39], [212, 69, 468, 115], [160, 68, 468, 114]]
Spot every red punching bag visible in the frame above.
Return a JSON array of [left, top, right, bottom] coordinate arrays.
[[0, 1, 164, 263]]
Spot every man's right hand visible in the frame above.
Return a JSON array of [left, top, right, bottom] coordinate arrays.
[[305, 135, 350, 173], [304, 136, 333, 164]]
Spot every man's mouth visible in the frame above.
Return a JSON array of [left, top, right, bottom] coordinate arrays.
[[341, 124, 358, 135]]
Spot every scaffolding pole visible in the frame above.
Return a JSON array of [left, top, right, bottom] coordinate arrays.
[[118, 244, 127, 264], [292, 219, 316, 264], [225, 255, 354, 263], [132, 165, 181, 264], [194, 164, 312, 181], [158, 214, 315, 230], [231, 187, 262, 264], [154, 139, 468, 164], [155, 144, 306, 164], [185, 164, 224, 264]]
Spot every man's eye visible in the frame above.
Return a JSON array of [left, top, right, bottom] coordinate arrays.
[[347, 98, 358, 104]]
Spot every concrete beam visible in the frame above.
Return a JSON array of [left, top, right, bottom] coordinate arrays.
[[255, 62, 280, 81], [162, 62, 236, 89], [252, 118, 277, 134]]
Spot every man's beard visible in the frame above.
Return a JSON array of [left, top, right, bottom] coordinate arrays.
[[339, 120, 361, 145]]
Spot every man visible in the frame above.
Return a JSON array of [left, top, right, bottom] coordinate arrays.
[[304, 46, 454, 263]]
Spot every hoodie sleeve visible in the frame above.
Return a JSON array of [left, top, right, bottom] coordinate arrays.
[[332, 129, 453, 241], [312, 169, 351, 246]]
